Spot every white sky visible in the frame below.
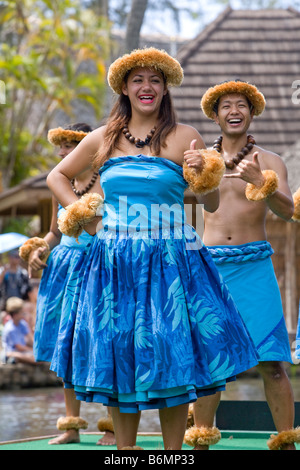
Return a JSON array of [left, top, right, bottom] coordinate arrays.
[[139, 0, 297, 39], [141, 2, 224, 39]]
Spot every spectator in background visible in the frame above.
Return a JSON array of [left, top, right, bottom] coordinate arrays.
[[0, 307, 11, 326], [0, 307, 11, 362], [2, 297, 35, 364], [22, 278, 40, 334], [0, 250, 29, 302]]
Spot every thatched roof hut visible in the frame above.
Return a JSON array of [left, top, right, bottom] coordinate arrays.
[[172, 7, 300, 156]]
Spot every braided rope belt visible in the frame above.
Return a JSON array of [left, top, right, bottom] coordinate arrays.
[[208, 241, 274, 265]]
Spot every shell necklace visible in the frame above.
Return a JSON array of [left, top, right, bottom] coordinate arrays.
[[213, 134, 256, 169]]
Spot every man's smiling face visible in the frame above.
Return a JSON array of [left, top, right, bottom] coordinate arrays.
[[213, 93, 254, 136]]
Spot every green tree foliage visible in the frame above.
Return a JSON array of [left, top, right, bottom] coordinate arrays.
[[0, 0, 110, 189]]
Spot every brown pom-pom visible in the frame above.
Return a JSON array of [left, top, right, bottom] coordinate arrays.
[[245, 170, 279, 201], [292, 187, 300, 222], [57, 193, 104, 239], [183, 149, 225, 195], [97, 417, 114, 433], [184, 425, 221, 447], [19, 237, 50, 263], [57, 416, 88, 431], [267, 427, 300, 450]]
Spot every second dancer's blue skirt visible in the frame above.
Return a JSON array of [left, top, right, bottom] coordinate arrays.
[[34, 244, 89, 363]]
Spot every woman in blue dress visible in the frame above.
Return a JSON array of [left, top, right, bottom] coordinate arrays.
[[20, 123, 115, 446], [47, 48, 258, 450]]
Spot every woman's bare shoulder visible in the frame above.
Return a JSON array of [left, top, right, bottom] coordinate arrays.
[[68, 125, 106, 160], [175, 123, 206, 148], [86, 125, 106, 145]]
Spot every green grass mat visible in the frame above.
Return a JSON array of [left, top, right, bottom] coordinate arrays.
[[0, 431, 288, 451]]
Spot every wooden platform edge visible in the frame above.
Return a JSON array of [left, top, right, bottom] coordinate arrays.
[[0, 431, 163, 446]]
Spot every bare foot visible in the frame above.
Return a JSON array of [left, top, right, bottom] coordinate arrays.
[[49, 429, 80, 445], [281, 443, 296, 450], [96, 431, 116, 446], [193, 445, 209, 450]]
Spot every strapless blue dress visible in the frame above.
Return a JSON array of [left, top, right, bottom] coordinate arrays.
[[33, 206, 93, 362], [61, 155, 258, 412]]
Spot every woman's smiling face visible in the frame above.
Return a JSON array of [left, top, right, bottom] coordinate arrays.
[[122, 67, 167, 115]]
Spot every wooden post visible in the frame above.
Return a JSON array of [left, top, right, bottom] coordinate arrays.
[[37, 199, 52, 236]]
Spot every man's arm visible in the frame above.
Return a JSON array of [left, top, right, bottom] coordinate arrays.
[[263, 153, 294, 221], [224, 151, 294, 221]]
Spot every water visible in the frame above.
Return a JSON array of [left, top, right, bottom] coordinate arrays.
[[0, 386, 160, 443], [1, 376, 300, 443]]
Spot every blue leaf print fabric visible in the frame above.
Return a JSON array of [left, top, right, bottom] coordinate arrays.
[[33, 207, 92, 363], [208, 242, 292, 363], [55, 155, 258, 412]]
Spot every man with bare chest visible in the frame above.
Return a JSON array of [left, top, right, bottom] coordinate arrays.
[[184, 80, 298, 450]]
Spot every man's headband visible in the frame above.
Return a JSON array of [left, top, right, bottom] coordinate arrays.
[[201, 80, 266, 119]]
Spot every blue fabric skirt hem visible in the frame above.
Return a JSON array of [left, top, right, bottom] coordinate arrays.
[[255, 317, 293, 364], [73, 385, 227, 413], [61, 367, 252, 414]]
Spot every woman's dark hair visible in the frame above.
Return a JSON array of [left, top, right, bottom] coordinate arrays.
[[65, 123, 93, 133], [93, 73, 177, 169]]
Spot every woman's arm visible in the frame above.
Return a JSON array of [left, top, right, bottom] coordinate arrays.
[[47, 127, 104, 207], [43, 197, 62, 249], [26, 197, 61, 276], [195, 191, 220, 213], [183, 137, 221, 213]]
